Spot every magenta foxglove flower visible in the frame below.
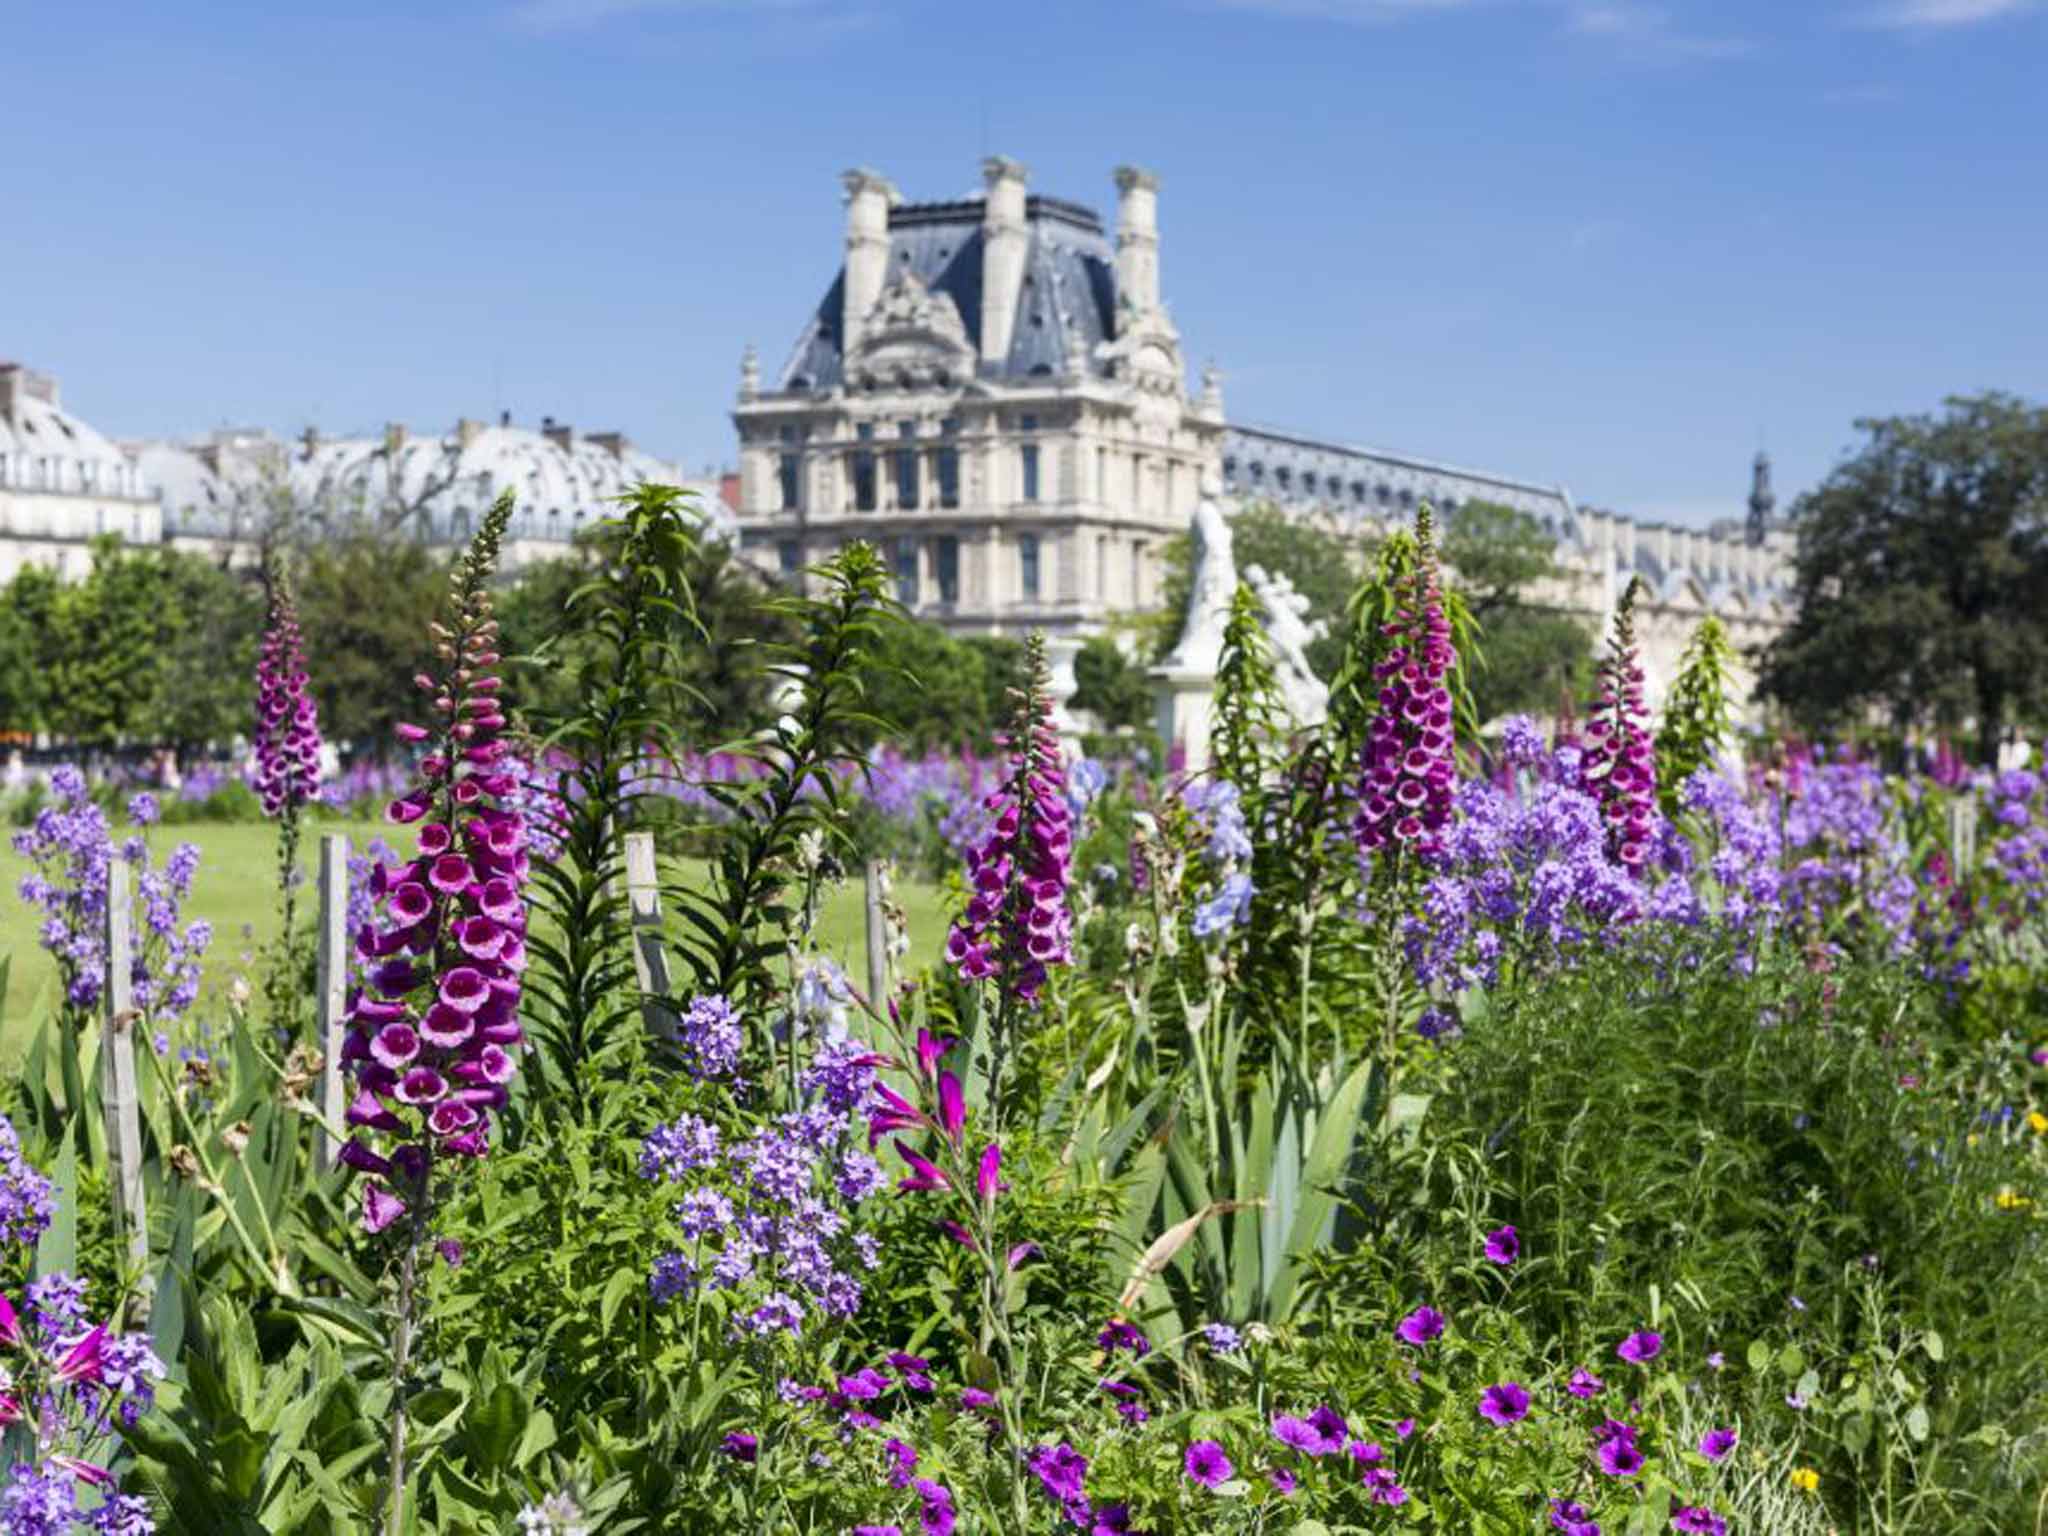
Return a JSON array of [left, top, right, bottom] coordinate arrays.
[[1580, 577, 1658, 875], [1356, 504, 1459, 862], [1183, 1440, 1233, 1488], [252, 572, 325, 819], [1478, 1382, 1531, 1426], [338, 501, 524, 1235], [942, 634, 1073, 1005]]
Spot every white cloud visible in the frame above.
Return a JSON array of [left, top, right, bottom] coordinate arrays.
[[1209, 0, 1472, 17], [1866, 0, 2031, 25], [505, 0, 839, 35], [1563, 1, 1754, 58]]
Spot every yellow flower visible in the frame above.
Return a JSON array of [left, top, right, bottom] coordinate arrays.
[[1791, 1466, 1821, 1494], [1967, 1133, 1981, 1148], [2028, 1111, 2047, 1135], [1995, 1187, 2033, 1211]]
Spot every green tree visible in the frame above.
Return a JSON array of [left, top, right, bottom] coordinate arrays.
[[1442, 499, 1593, 722], [0, 565, 61, 733], [861, 619, 1004, 752], [1152, 501, 1366, 678], [296, 531, 448, 748], [1070, 633, 1153, 732], [1761, 393, 2048, 761]]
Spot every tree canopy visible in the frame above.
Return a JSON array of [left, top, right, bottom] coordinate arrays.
[[1760, 392, 2048, 759]]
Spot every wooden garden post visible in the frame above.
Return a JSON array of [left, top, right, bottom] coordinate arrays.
[[863, 858, 888, 1006], [313, 833, 350, 1176], [623, 831, 677, 1041], [102, 858, 151, 1322]]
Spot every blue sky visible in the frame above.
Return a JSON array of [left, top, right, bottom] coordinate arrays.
[[4, 0, 2042, 525]]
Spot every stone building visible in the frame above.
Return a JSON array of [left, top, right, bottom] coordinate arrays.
[[732, 158, 1224, 636], [1224, 423, 1796, 707], [136, 414, 730, 570], [735, 158, 1797, 713], [0, 363, 161, 582]]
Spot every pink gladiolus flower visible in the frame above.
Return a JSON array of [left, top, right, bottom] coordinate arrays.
[[937, 1072, 966, 1144], [52, 1325, 107, 1385], [0, 1294, 19, 1348], [938, 1220, 977, 1250], [977, 1142, 1001, 1204], [893, 1140, 950, 1193]]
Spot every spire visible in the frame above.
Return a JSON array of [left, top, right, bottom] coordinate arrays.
[[739, 343, 760, 403], [1746, 449, 1775, 547]]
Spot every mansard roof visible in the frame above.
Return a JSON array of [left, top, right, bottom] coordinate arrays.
[[776, 195, 1121, 394], [1221, 421, 1581, 539]]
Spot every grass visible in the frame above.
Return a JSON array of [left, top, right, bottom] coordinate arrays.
[[1, 816, 951, 1059]]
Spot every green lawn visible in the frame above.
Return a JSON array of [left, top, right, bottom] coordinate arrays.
[[2, 816, 950, 1057]]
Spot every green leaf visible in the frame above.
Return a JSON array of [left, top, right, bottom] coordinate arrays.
[[1904, 1403, 1930, 1443], [462, 1381, 527, 1474], [599, 1263, 640, 1336], [1922, 1330, 1945, 1363]]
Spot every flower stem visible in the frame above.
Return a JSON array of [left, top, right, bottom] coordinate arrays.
[[383, 1197, 429, 1536]]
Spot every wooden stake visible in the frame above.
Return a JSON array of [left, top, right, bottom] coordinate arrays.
[[313, 833, 350, 1176], [863, 858, 888, 1006], [102, 858, 150, 1321], [623, 831, 677, 1040]]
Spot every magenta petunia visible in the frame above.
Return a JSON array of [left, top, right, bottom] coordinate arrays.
[[1670, 1506, 1727, 1535], [1597, 1435, 1644, 1478], [1478, 1382, 1530, 1426], [1616, 1330, 1662, 1365], [1396, 1305, 1446, 1345], [1184, 1440, 1233, 1488], [1697, 1427, 1738, 1462], [1484, 1224, 1520, 1265], [1567, 1367, 1605, 1398]]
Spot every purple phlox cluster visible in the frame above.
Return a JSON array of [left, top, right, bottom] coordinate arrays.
[[1499, 714, 1548, 771], [1182, 779, 1257, 939], [944, 666, 1074, 1003], [1578, 582, 1658, 876], [1777, 757, 1915, 948], [1355, 508, 1459, 863], [1, 1111, 58, 1247], [1065, 756, 1109, 824], [251, 577, 325, 818], [670, 993, 744, 1080], [337, 566, 526, 1236], [1682, 769, 1784, 942], [1191, 871, 1254, 940], [1201, 1322, 1243, 1353], [639, 1019, 884, 1329], [0, 1261, 165, 1533], [13, 767, 208, 1019]]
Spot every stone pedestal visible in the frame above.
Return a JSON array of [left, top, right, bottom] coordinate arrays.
[[1151, 664, 1216, 776], [1046, 635, 1086, 744]]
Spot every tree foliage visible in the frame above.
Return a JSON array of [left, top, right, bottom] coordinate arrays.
[[1761, 393, 2048, 760], [1070, 633, 1153, 733], [1440, 499, 1593, 723]]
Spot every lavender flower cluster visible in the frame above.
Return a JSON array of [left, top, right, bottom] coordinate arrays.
[[1186, 780, 1255, 940], [641, 996, 886, 1333], [12, 770, 210, 1020], [0, 1121, 164, 1535]]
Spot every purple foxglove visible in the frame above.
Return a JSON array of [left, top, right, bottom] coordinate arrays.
[[1356, 504, 1460, 864]]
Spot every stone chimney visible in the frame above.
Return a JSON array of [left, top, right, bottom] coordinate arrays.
[[456, 417, 483, 450], [540, 417, 573, 451], [739, 342, 760, 403], [587, 431, 628, 459], [0, 363, 56, 423], [1113, 165, 1161, 317], [841, 168, 899, 361], [979, 156, 1031, 368], [383, 422, 408, 457], [300, 425, 321, 460]]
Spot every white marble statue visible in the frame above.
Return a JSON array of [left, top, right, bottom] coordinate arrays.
[[1163, 465, 1235, 674], [1244, 563, 1330, 728]]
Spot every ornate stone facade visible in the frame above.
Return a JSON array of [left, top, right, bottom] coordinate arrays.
[[0, 363, 160, 582], [732, 159, 1224, 637], [738, 159, 1800, 714]]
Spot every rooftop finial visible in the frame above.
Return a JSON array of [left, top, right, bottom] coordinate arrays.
[[739, 343, 760, 403], [1746, 449, 1775, 547]]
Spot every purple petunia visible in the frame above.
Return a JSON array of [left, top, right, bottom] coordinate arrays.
[[1671, 1507, 1727, 1535], [1566, 1367, 1604, 1398], [1478, 1382, 1531, 1426], [1616, 1331, 1662, 1365], [1551, 1498, 1602, 1536], [1097, 1319, 1151, 1357], [1596, 1432, 1644, 1478], [1698, 1427, 1738, 1463], [1268, 1467, 1298, 1495], [1396, 1305, 1446, 1345], [1484, 1224, 1520, 1265], [1184, 1441, 1233, 1488]]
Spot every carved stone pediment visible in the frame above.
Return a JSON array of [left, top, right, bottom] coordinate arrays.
[[1095, 303, 1185, 400], [848, 272, 975, 391]]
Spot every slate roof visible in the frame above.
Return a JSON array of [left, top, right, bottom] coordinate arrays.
[[776, 195, 1121, 392]]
